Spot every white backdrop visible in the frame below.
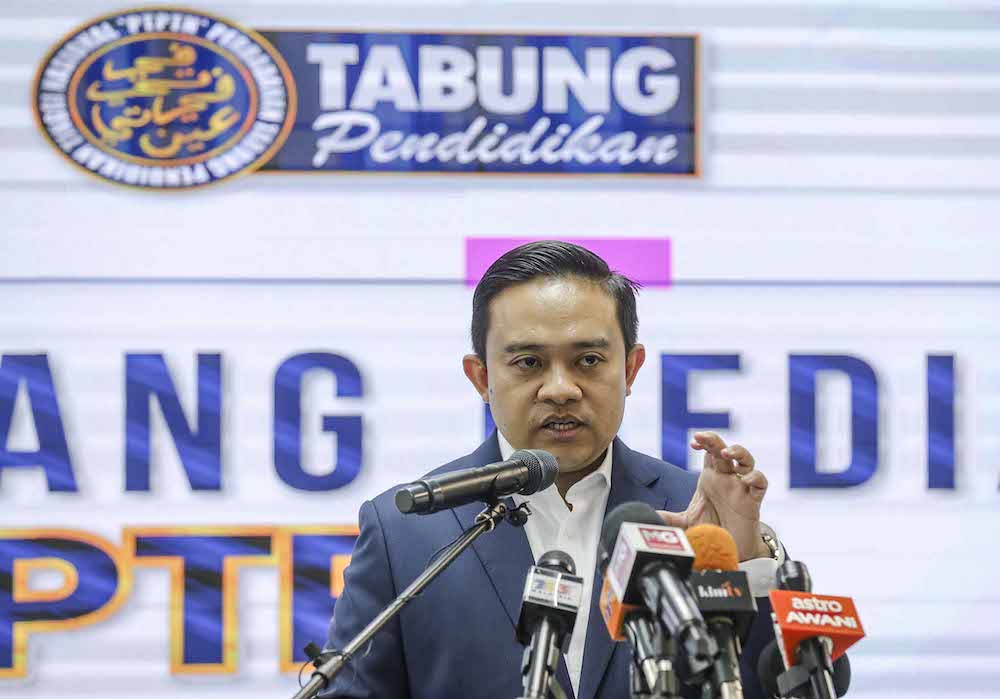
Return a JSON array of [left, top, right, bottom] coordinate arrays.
[[2, 1, 1000, 698]]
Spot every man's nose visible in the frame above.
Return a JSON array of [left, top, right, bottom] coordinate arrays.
[[537, 366, 583, 404]]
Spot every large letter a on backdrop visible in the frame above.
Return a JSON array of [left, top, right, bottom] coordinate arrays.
[[0, 354, 76, 492]]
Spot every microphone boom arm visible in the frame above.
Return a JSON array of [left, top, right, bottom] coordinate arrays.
[[291, 500, 527, 699]]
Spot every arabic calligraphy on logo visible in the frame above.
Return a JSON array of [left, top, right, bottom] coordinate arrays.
[[33, 8, 296, 189]]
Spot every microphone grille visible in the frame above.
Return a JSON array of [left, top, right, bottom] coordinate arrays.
[[833, 653, 852, 696], [757, 639, 784, 699], [512, 449, 559, 495], [777, 560, 812, 592], [537, 549, 576, 575], [599, 501, 662, 564], [758, 637, 851, 697]]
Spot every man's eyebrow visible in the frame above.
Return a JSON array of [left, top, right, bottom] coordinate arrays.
[[503, 342, 547, 353], [502, 338, 610, 353], [575, 338, 610, 349]]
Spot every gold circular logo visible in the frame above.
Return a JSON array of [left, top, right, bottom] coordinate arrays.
[[33, 7, 297, 189]]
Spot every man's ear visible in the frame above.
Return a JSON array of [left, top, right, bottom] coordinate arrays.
[[462, 354, 490, 402], [624, 344, 646, 397]]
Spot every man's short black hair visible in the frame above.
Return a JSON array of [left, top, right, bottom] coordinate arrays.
[[471, 240, 641, 361]]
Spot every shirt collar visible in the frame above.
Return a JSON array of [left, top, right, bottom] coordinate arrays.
[[496, 429, 614, 490]]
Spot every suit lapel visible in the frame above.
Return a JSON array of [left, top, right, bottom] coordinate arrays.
[[576, 439, 669, 699], [449, 434, 575, 697], [450, 433, 535, 628]]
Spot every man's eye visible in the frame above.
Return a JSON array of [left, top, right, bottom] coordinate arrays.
[[580, 355, 603, 367], [515, 357, 540, 369]]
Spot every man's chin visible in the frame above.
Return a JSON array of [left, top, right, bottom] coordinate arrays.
[[535, 443, 595, 473]]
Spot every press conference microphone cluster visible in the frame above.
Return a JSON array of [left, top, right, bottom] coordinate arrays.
[[394, 449, 559, 514], [515, 550, 583, 699], [758, 560, 863, 699], [598, 502, 718, 696]]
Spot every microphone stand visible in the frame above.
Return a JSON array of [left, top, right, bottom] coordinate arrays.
[[630, 658, 681, 699], [518, 616, 563, 699], [627, 622, 681, 699], [292, 499, 529, 699], [774, 636, 837, 699]]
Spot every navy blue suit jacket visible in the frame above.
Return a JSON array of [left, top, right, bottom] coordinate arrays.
[[324, 433, 776, 698]]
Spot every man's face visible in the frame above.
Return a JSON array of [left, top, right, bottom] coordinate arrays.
[[464, 276, 645, 473]]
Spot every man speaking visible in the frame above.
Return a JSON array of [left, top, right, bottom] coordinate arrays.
[[322, 241, 784, 698]]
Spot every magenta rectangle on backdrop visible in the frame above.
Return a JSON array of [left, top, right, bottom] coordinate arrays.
[[465, 238, 671, 286]]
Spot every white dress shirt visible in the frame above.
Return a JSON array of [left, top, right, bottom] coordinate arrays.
[[499, 431, 783, 696]]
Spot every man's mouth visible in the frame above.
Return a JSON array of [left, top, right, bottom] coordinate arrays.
[[542, 419, 583, 434]]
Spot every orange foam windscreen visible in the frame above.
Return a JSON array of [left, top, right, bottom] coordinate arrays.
[[686, 524, 740, 572]]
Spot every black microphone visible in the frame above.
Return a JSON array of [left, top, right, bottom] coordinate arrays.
[[686, 524, 759, 699], [515, 550, 583, 699], [394, 449, 558, 514], [777, 561, 835, 699], [599, 502, 718, 684], [761, 560, 862, 699], [597, 551, 679, 698], [757, 640, 851, 699], [623, 614, 677, 698]]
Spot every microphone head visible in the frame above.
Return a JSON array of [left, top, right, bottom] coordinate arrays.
[[537, 549, 576, 575], [598, 501, 663, 566], [757, 639, 783, 699], [777, 560, 813, 592], [757, 639, 851, 698], [832, 652, 851, 696], [687, 524, 740, 572], [511, 449, 559, 495], [516, 549, 583, 647]]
